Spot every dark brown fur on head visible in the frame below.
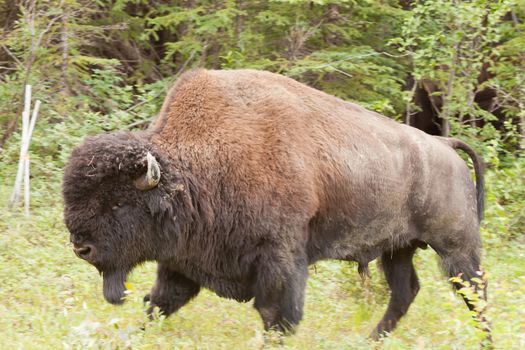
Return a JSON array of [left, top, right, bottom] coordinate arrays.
[[63, 132, 170, 304]]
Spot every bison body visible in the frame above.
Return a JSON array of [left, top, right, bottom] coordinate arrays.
[[63, 69, 487, 338]]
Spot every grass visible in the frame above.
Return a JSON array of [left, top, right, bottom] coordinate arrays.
[[0, 172, 524, 350]]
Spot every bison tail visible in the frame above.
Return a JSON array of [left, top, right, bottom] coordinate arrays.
[[448, 138, 485, 222]]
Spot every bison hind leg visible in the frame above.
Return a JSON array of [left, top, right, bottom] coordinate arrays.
[[370, 244, 420, 340]]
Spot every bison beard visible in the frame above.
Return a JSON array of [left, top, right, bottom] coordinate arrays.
[[102, 270, 128, 305], [63, 69, 490, 344]]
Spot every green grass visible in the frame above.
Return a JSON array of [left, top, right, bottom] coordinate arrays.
[[0, 178, 524, 350]]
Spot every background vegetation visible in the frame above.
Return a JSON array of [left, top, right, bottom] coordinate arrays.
[[0, 0, 523, 348]]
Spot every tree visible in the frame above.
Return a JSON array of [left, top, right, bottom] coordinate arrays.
[[393, 0, 518, 140]]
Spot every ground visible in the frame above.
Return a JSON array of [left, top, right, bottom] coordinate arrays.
[[0, 178, 524, 350]]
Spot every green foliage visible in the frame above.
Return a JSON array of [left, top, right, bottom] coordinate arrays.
[[392, 0, 520, 136], [0, 0, 524, 348], [482, 158, 525, 244], [136, 0, 408, 115]]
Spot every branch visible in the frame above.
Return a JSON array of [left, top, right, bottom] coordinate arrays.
[[461, 117, 485, 124], [405, 79, 418, 125], [1, 44, 23, 67], [126, 119, 150, 130], [312, 51, 411, 70], [330, 67, 353, 79]]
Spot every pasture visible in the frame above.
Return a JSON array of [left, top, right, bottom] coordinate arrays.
[[0, 164, 524, 349], [1, 0, 524, 348]]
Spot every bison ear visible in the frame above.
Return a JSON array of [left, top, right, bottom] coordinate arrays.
[[134, 152, 161, 191]]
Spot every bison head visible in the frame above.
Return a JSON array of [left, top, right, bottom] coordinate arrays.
[[63, 132, 174, 304]]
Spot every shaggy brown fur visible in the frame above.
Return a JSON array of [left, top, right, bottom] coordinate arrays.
[[63, 69, 487, 338]]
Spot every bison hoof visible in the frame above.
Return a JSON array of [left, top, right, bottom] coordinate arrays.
[[146, 304, 154, 319], [143, 294, 151, 304]]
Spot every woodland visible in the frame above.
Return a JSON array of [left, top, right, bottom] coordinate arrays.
[[0, 0, 524, 349]]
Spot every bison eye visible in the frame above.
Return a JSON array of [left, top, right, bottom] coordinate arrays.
[[112, 202, 123, 210]]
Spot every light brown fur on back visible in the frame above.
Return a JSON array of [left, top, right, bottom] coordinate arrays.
[[151, 69, 479, 265]]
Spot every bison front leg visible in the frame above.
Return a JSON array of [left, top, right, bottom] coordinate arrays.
[[253, 255, 308, 334], [146, 264, 200, 318]]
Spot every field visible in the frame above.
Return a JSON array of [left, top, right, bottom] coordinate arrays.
[[0, 164, 524, 349], [0, 2, 524, 347]]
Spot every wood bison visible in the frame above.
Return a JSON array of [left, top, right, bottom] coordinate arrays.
[[63, 69, 488, 339]]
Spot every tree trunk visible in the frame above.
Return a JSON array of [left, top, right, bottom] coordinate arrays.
[[440, 42, 460, 137], [60, 1, 70, 95]]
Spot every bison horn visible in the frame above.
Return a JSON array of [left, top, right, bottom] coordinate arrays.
[[134, 152, 161, 191]]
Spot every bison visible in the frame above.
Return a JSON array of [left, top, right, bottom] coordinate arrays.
[[63, 69, 488, 339]]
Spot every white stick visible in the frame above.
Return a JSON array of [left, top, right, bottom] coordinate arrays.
[[21, 99, 41, 215], [27, 100, 41, 141], [24, 156, 30, 216], [22, 99, 40, 215], [24, 85, 31, 121], [22, 85, 31, 153], [9, 109, 29, 207], [9, 86, 38, 212]]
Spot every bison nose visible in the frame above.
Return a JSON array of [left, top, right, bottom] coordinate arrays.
[[73, 244, 95, 261]]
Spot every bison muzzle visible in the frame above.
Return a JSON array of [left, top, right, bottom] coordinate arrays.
[[63, 69, 489, 340]]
